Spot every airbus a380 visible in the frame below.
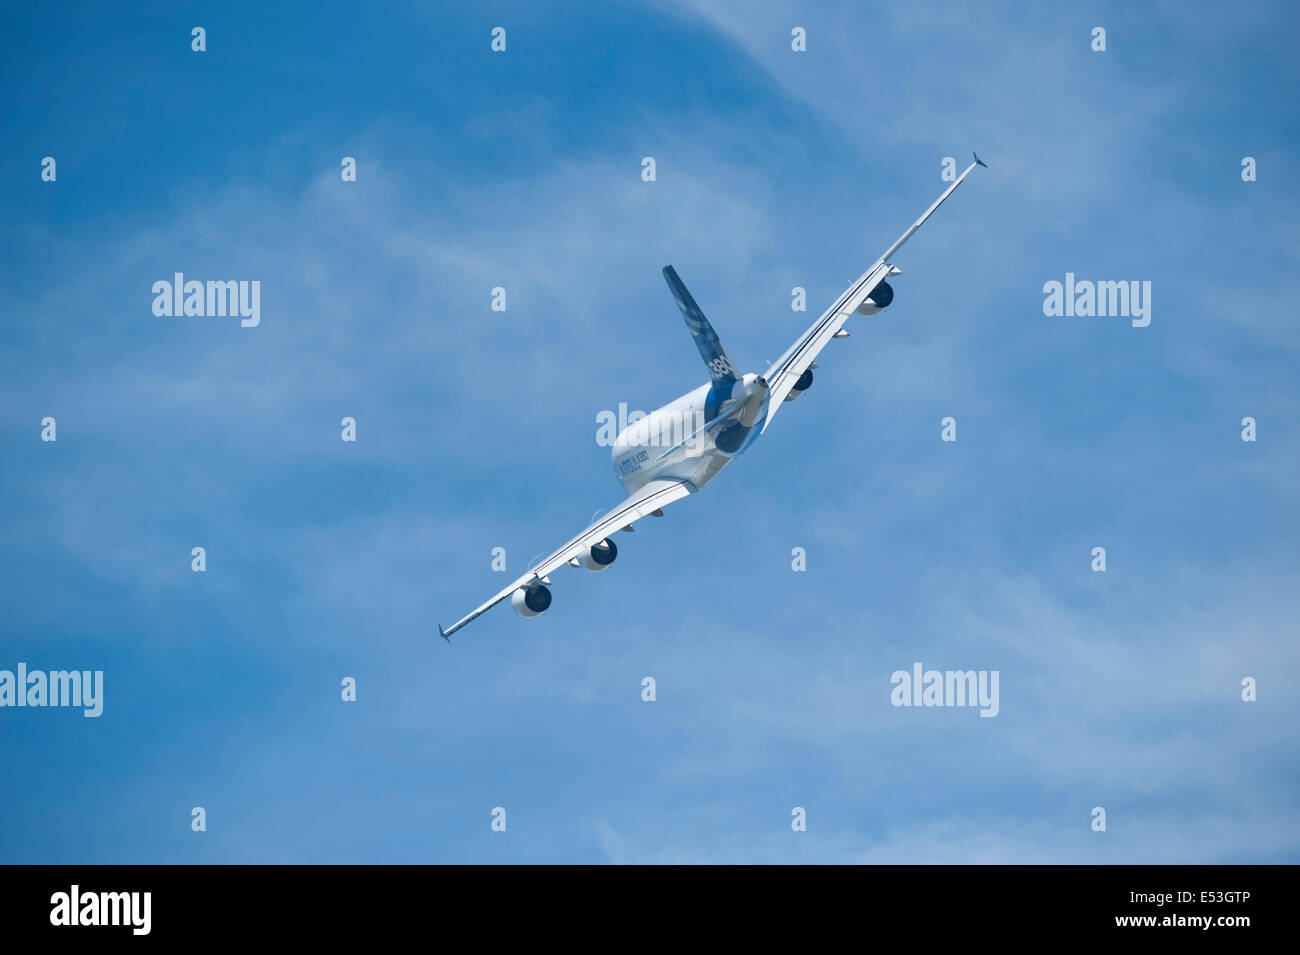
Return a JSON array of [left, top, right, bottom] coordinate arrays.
[[439, 153, 986, 639]]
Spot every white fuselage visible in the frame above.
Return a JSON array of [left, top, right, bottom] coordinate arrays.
[[610, 373, 770, 495]]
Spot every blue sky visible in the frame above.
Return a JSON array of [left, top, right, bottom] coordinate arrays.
[[2, 0, 1297, 863]]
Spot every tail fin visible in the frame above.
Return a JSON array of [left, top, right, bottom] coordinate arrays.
[[662, 266, 738, 385]]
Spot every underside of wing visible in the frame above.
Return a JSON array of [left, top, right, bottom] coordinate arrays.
[[761, 260, 893, 430], [530, 478, 693, 579], [438, 478, 695, 639], [761, 153, 986, 434]]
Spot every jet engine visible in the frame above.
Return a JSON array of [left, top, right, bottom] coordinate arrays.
[[511, 581, 553, 618], [854, 279, 894, 316], [578, 537, 618, 572], [781, 366, 817, 404]]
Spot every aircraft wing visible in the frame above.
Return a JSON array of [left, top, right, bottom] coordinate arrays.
[[438, 477, 695, 639], [761, 153, 986, 434]]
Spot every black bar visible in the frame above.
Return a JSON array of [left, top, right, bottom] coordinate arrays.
[[0, 864, 1284, 941]]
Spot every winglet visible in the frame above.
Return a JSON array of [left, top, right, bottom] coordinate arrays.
[[438, 625, 450, 642], [973, 151, 988, 168]]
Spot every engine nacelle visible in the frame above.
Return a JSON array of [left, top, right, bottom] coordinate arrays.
[[511, 581, 552, 618], [579, 537, 618, 572], [854, 279, 894, 316], [784, 367, 814, 402]]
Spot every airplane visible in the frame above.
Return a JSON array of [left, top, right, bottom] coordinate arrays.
[[439, 153, 987, 639]]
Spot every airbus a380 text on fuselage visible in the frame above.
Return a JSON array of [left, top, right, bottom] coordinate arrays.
[[440, 154, 986, 638]]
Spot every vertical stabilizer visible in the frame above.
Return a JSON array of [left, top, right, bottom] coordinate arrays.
[[662, 265, 739, 385]]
